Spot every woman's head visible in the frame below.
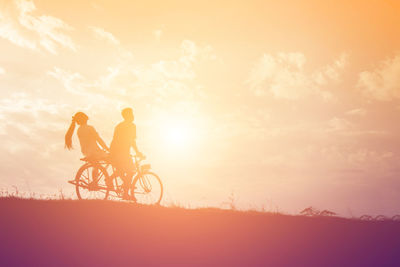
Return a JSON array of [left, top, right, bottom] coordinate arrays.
[[73, 112, 88, 125], [65, 112, 88, 150]]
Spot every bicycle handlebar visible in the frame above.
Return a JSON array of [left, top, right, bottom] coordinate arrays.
[[133, 154, 146, 161]]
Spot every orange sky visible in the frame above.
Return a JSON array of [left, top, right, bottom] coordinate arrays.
[[1, 0, 400, 216]]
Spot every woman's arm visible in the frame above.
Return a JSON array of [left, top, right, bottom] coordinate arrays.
[[93, 129, 109, 151], [97, 136, 109, 151], [97, 135, 109, 151]]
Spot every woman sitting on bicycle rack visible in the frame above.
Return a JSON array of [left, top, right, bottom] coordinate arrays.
[[65, 112, 109, 160]]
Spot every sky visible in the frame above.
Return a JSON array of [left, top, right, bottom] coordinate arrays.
[[0, 0, 400, 216]]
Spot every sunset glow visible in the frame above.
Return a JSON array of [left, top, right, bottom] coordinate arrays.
[[1, 0, 400, 217], [165, 123, 192, 148]]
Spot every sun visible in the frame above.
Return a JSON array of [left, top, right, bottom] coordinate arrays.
[[167, 125, 191, 147], [151, 113, 207, 154], [163, 121, 196, 150], [155, 115, 199, 151]]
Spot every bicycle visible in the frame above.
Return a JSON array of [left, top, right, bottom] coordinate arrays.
[[68, 154, 163, 205]]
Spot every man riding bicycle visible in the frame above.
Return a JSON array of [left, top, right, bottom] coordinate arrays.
[[107, 108, 144, 200]]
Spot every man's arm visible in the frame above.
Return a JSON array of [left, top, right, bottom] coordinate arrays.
[[131, 124, 143, 157], [132, 140, 143, 157]]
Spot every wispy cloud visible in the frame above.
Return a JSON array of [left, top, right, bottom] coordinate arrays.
[[0, 92, 71, 189], [246, 52, 348, 100], [326, 117, 353, 132], [0, 8, 37, 50], [346, 108, 367, 116], [0, 0, 76, 54], [89, 26, 120, 45], [47, 67, 88, 94], [153, 29, 162, 41], [48, 39, 215, 106], [358, 53, 400, 101]]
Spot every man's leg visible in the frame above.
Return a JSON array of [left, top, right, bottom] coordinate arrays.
[[108, 157, 122, 191], [122, 171, 135, 199], [121, 173, 129, 199], [120, 156, 136, 200], [90, 167, 99, 187], [105, 171, 116, 190]]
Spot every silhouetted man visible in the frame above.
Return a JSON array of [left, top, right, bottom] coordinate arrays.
[[109, 108, 143, 200]]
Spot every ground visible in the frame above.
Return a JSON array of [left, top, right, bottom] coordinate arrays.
[[1, 198, 399, 266]]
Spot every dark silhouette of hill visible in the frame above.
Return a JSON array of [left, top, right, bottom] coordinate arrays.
[[1, 197, 399, 266]]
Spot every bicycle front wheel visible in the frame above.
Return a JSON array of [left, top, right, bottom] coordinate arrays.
[[132, 171, 163, 205]]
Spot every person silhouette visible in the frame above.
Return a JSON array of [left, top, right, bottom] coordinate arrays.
[[65, 112, 109, 160], [108, 108, 143, 200]]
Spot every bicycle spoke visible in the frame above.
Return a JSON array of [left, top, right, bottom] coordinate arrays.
[[132, 172, 163, 205], [74, 161, 163, 204], [75, 164, 109, 200]]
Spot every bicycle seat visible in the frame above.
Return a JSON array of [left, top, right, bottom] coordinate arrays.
[[80, 155, 109, 162]]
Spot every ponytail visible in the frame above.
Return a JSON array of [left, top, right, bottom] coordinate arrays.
[[65, 112, 88, 150], [65, 120, 76, 150]]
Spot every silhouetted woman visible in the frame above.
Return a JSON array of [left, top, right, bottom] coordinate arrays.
[[65, 112, 109, 160]]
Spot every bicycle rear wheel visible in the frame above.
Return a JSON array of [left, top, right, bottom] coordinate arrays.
[[132, 171, 163, 205], [75, 163, 109, 200]]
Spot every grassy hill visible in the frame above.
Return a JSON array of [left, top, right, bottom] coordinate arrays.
[[1, 197, 399, 266]]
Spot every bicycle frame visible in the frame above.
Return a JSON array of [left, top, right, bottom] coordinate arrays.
[[70, 154, 161, 202], [104, 155, 149, 193]]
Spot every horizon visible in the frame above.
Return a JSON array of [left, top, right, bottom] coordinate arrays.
[[1, 0, 400, 217]]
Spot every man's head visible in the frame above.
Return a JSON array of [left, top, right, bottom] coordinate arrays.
[[121, 107, 134, 122]]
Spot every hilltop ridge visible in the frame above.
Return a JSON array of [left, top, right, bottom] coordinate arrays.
[[1, 198, 399, 266]]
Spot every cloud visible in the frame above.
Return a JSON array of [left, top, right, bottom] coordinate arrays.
[[89, 26, 120, 45], [47, 67, 88, 94], [326, 117, 353, 132], [247, 52, 348, 100], [346, 149, 394, 170], [346, 108, 367, 116], [358, 54, 400, 101], [318, 53, 348, 82], [0, 0, 76, 54], [153, 29, 162, 41], [90, 2, 103, 11], [180, 40, 217, 64], [0, 8, 37, 50], [47, 39, 214, 106], [0, 93, 74, 190]]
